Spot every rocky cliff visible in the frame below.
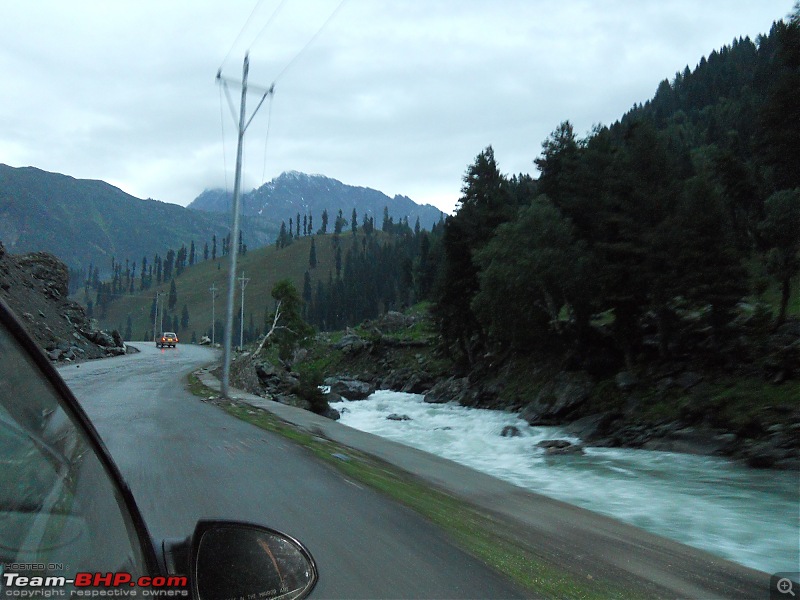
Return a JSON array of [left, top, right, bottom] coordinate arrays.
[[0, 241, 129, 361]]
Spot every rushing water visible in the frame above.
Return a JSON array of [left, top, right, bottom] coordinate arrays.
[[330, 390, 800, 574]]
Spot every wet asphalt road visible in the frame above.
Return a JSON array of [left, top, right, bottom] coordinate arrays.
[[59, 343, 524, 599]]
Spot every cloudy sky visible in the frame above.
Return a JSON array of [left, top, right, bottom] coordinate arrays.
[[0, 1, 793, 213]]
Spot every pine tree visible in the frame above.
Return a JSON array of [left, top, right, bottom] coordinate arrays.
[[382, 206, 390, 232], [302, 271, 313, 319], [164, 249, 175, 280], [168, 278, 177, 311], [189, 240, 196, 266], [181, 304, 190, 330], [155, 255, 162, 284], [351, 208, 358, 234], [334, 210, 345, 235], [309, 237, 317, 268], [760, 189, 800, 325], [212, 234, 217, 260], [320, 209, 328, 234]]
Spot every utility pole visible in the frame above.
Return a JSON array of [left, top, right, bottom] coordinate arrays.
[[152, 292, 161, 342], [238, 271, 250, 350], [209, 284, 218, 345], [217, 54, 274, 398]]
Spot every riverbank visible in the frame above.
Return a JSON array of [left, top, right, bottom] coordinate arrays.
[[272, 308, 798, 470], [217, 302, 799, 470], [330, 389, 799, 574], [190, 367, 771, 599]]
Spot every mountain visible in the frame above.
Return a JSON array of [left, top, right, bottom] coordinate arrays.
[[189, 171, 444, 230], [0, 164, 279, 273]]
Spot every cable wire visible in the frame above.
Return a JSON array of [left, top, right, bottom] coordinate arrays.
[[274, 0, 348, 82], [219, 0, 268, 72], [260, 94, 275, 185], [218, 85, 230, 199], [247, 0, 291, 51]]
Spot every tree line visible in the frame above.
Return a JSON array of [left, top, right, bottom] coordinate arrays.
[[432, 15, 800, 372]]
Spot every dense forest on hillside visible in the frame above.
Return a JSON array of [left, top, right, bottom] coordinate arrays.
[[433, 13, 799, 375]]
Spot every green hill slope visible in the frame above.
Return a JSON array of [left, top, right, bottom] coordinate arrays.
[[96, 234, 344, 342], [0, 164, 278, 273]]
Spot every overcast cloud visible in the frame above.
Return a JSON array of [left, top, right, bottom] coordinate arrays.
[[0, 1, 793, 213]]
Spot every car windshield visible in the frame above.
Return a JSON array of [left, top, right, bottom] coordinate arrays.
[[0, 318, 149, 583]]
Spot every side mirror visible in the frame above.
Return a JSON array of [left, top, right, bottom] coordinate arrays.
[[190, 520, 318, 600]]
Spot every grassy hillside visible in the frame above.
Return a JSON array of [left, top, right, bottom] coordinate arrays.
[[0, 164, 278, 272], [94, 233, 362, 341]]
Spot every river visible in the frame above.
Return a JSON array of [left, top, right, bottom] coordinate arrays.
[[330, 390, 800, 574]]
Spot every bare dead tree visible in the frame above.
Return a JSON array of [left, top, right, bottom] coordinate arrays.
[[253, 300, 297, 356]]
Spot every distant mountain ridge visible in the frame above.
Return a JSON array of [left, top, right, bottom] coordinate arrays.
[[0, 164, 278, 273], [189, 171, 444, 230]]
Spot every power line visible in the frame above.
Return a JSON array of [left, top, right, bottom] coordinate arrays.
[[247, 0, 291, 51], [218, 85, 230, 196], [219, 0, 268, 72], [260, 93, 275, 185], [274, 0, 349, 83]]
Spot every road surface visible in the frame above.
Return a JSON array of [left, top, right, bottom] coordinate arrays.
[[59, 343, 525, 599]]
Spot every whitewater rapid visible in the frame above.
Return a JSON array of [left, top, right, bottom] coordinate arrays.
[[330, 390, 800, 574]]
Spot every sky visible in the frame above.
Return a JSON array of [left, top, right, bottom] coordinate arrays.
[[0, 1, 794, 214]]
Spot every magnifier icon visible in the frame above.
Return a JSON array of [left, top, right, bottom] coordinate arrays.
[[778, 578, 796, 596]]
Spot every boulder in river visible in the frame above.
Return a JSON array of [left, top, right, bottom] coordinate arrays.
[[324, 377, 375, 400], [501, 425, 522, 438], [387, 413, 412, 421], [537, 439, 585, 455]]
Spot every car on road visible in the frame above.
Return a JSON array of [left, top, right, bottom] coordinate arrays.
[[0, 299, 317, 599], [157, 331, 179, 348]]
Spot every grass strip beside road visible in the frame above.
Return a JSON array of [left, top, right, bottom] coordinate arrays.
[[187, 372, 640, 599]]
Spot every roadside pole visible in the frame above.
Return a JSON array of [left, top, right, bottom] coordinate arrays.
[[218, 54, 274, 398], [209, 284, 217, 344], [239, 271, 250, 350], [152, 292, 161, 342]]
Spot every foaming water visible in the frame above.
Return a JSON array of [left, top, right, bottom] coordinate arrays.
[[331, 390, 800, 574]]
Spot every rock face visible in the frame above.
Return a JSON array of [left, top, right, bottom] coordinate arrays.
[[13, 252, 70, 299], [227, 354, 339, 420], [424, 377, 471, 404], [0, 243, 127, 361], [333, 333, 368, 352], [520, 372, 594, 425]]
